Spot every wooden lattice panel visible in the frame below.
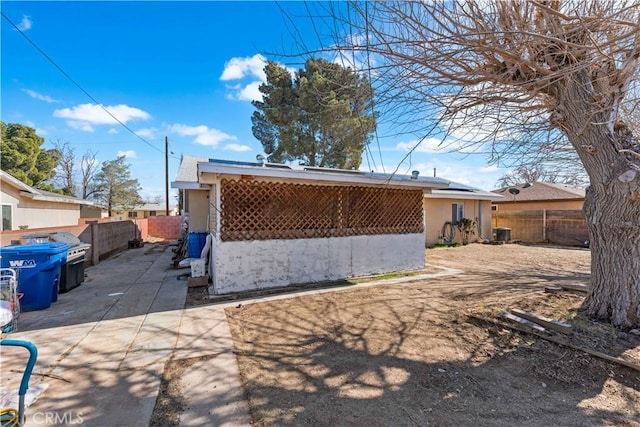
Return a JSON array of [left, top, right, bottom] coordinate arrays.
[[220, 179, 424, 241]]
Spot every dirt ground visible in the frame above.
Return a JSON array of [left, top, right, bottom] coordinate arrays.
[[221, 244, 639, 426]]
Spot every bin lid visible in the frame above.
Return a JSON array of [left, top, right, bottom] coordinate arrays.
[[1, 242, 70, 255], [49, 231, 82, 247]]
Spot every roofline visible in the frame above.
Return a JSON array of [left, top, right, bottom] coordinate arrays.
[[19, 191, 96, 205], [0, 170, 36, 193], [1, 170, 94, 205], [492, 197, 584, 203], [197, 162, 449, 189], [425, 190, 504, 201], [171, 181, 211, 190]]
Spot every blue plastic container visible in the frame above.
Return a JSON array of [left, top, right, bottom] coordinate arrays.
[[187, 232, 208, 258], [0, 242, 69, 311]]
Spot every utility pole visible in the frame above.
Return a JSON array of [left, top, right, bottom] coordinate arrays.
[[165, 136, 169, 216]]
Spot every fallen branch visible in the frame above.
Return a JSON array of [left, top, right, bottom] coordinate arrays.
[[468, 314, 640, 372], [559, 283, 589, 293], [499, 310, 547, 333], [511, 309, 573, 334]]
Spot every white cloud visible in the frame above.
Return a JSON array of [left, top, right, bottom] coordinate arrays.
[[224, 143, 252, 152], [220, 54, 266, 81], [396, 137, 483, 154], [108, 128, 118, 134], [135, 127, 157, 138], [53, 103, 150, 132], [396, 138, 446, 153], [412, 161, 504, 191], [117, 150, 137, 158], [236, 81, 263, 102], [168, 124, 236, 147], [22, 89, 60, 103], [16, 16, 32, 31], [24, 120, 47, 136], [220, 54, 291, 102], [68, 121, 96, 132]]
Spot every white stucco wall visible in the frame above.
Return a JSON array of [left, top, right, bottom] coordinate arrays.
[[1, 185, 81, 229], [212, 233, 425, 294], [186, 189, 210, 233]]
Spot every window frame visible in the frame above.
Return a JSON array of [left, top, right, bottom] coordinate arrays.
[[1, 204, 13, 231], [451, 202, 464, 225]]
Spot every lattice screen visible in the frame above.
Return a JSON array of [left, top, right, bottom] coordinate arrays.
[[220, 179, 424, 241]]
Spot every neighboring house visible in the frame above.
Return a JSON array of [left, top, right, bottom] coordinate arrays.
[[80, 204, 109, 219], [491, 181, 588, 245], [0, 170, 95, 230], [172, 156, 500, 294], [491, 181, 585, 211], [424, 183, 504, 246], [114, 203, 179, 219]]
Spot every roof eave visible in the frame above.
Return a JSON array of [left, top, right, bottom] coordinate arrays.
[[198, 162, 449, 189], [425, 190, 505, 201], [20, 191, 96, 205]]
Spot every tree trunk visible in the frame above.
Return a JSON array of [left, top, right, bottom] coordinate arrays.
[[558, 71, 640, 329], [582, 184, 640, 329]]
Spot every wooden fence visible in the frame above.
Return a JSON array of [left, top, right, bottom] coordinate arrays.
[[491, 209, 590, 247]]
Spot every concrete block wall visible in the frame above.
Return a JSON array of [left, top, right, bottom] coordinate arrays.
[[148, 216, 181, 239], [83, 221, 137, 262], [1, 220, 143, 267]]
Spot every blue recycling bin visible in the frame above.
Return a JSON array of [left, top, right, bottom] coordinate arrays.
[[187, 232, 208, 258], [0, 242, 69, 312]]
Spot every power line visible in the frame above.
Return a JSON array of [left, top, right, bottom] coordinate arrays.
[[1, 12, 168, 157]]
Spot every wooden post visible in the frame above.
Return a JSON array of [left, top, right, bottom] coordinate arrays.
[[542, 209, 547, 242]]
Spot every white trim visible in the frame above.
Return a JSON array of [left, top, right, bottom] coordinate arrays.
[[197, 162, 449, 189], [425, 189, 504, 201], [19, 191, 95, 206], [171, 181, 210, 190]]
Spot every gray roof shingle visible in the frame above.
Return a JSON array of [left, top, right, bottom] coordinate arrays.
[[492, 181, 585, 202]]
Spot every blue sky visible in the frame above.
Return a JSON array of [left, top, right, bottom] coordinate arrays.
[[1, 1, 507, 201]]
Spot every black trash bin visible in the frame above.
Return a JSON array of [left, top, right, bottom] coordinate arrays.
[[60, 250, 86, 293], [48, 232, 91, 293]]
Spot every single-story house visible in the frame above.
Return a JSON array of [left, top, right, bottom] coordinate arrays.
[[424, 183, 504, 246], [172, 156, 500, 294], [0, 170, 95, 231], [491, 181, 588, 244], [114, 203, 179, 219], [80, 204, 109, 219], [491, 181, 585, 211]]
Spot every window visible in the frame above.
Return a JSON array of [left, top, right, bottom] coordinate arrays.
[[451, 203, 464, 225], [128, 211, 138, 218], [491, 205, 498, 211], [149, 211, 157, 217], [1, 204, 12, 230]]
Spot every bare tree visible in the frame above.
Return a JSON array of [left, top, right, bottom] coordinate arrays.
[[81, 149, 100, 200], [314, 1, 640, 328], [51, 139, 77, 196], [497, 166, 589, 188]]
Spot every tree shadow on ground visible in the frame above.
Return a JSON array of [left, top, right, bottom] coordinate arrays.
[[226, 275, 639, 426]]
